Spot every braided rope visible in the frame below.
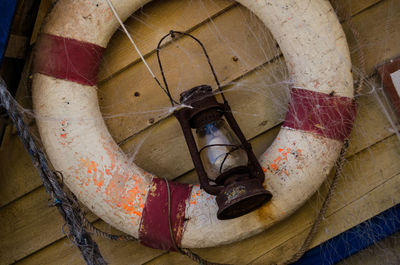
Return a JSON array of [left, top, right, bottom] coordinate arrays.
[[162, 177, 232, 265], [280, 142, 349, 265], [1, 4, 362, 260], [0, 74, 354, 265], [279, 4, 366, 263], [0, 77, 107, 265]]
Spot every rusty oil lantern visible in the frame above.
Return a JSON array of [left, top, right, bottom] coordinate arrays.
[[156, 31, 272, 220]]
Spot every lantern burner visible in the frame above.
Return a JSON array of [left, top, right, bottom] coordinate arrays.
[[216, 175, 272, 220]]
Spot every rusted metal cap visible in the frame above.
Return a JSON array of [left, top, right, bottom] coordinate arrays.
[[180, 85, 213, 104], [179, 85, 223, 129], [216, 178, 272, 220]]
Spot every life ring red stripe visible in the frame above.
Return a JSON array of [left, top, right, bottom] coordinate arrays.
[[139, 178, 192, 251], [283, 88, 357, 141], [33, 34, 104, 86]]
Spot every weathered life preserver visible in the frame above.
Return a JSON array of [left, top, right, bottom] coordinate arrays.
[[32, 0, 356, 250]]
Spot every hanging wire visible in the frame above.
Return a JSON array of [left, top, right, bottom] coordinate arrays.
[[156, 30, 227, 106], [104, 0, 173, 104], [104, 0, 226, 107]]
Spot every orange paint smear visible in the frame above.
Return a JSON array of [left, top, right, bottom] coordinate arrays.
[[266, 147, 303, 177], [74, 139, 147, 223]]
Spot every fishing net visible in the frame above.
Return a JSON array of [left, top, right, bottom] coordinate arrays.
[[1, 0, 399, 264]]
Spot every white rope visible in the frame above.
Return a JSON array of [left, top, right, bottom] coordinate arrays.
[[105, 0, 157, 79]]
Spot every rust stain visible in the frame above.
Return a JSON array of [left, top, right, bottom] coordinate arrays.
[[58, 119, 74, 146], [256, 201, 277, 223], [175, 202, 187, 240]]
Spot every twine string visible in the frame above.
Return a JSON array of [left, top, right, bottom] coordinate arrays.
[[0, 2, 365, 264], [0, 77, 107, 265], [163, 177, 232, 265]]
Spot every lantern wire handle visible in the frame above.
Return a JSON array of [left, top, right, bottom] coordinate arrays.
[[156, 30, 227, 107]]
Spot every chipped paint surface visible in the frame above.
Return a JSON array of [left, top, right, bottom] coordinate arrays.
[[57, 119, 74, 146], [33, 0, 353, 249], [265, 147, 303, 178], [182, 128, 342, 248], [73, 137, 148, 225], [139, 178, 192, 250], [189, 184, 215, 206]]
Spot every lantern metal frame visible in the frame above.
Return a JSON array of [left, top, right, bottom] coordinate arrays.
[[156, 30, 272, 219]]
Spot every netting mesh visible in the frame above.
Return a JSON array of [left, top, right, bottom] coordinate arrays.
[[2, 0, 400, 264]]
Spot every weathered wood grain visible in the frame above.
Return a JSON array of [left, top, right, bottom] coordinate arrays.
[[0, 125, 279, 265], [0, 54, 41, 208], [12, 133, 400, 265], [104, 0, 400, 167], [331, 0, 381, 18], [30, 0, 54, 45], [250, 172, 400, 264], [123, 74, 393, 181], [119, 59, 287, 179], [98, 0, 234, 81], [0, 0, 274, 207], [343, 0, 400, 75], [98, 0, 391, 145], [0, 126, 42, 208], [0, 188, 96, 265], [2, 0, 399, 264], [144, 135, 400, 265], [15, 221, 164, 265], [1, 0, 392, 208], [99, 4, 279, 143], [8, 92, 398, 264]]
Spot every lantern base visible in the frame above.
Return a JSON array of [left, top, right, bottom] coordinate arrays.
[[216, 178, 272, 220]]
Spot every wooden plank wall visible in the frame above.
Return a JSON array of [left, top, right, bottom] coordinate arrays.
[[0, 0, 399, 264]]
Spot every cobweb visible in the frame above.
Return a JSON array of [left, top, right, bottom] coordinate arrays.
[[9, 0, 400, 264]]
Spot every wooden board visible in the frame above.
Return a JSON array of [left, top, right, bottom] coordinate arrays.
[[0, 0, 255, 207], [98, 0, 234, 81], [145, 135, 400, 265], [105, 0, 400, 180], [3, 84, 394, 265], [5, 87, 397, 264], [250, 172, 400, 264], [30, 0, 54, 45], [12, 133, 400, 265], [0, 0, 391, 207], [0, 126, 42, 208], [15, 220, 165, 265], [343, 0, 400, 75], [0, 54, 41, 208], [1, 0, 399, 264], [99, 4, 280, 143], [331, 0, 381, 19]]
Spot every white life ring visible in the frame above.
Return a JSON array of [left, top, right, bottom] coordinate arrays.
[[32, 0, 356, 250]]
